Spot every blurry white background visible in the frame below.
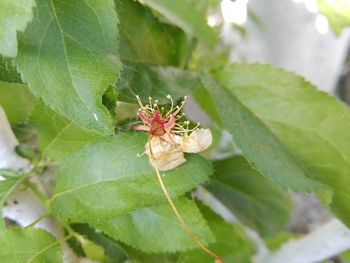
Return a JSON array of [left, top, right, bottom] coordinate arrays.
[[219, 0, 350, 93]]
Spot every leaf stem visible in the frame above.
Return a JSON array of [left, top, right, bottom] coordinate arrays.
[[154, 167, 224, 263], [64, 223, 76, 238], [25, 212, 49, 228], [23, 180, 48, 207], [181, 38, 198, 69]]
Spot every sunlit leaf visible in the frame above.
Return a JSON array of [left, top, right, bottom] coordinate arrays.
[[0, 0, 35, 57], [16, 0, 121, 135], [0, 81, 35, 124], [29, 101, 103, 161], [200, 74, 324, 192], [50, 133, 212, 222], [212, 63, 350, 226], [141, 0, 217, 46], [117, 205, 255, 262], [0, 228, 62, 262], [93, 198, 215, 253], [317, 0, 350, 35], [74, 233, 106, 262]]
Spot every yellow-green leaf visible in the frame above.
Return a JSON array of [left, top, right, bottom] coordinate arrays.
[[0, 0, 35, 57], [0, 228, 62, 262], [317, 0, 350, 35]]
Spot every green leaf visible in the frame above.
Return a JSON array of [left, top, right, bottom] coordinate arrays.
[[0, 0, 35, 57], [0, 169, 20, 178], [71, 224, 128, 263], [192, 84, 222, 125], [177, 205, 255, 263], [211, 63, 350, 226], [102, 85, 118, 119], [115, 102, 139, 124], [0, 228, 62, 262], [141, 0, 217, 46], [206, 156, 291, 237], [15, 144, 38, 162], [188, 43, 229, 71], [50, 133, 212, 222], [317, 0, 350, 35], [265, 232, 301, 251], [200, 74, 323, 192], [117, 206, 255, 262], [92, 197, 215, 253], [340, 250, 350, 263], [0, 56, 22, 83], [121, 246, 177, 263], [117, 0, 188, 66], [16, 0, 121, 135], [74, 234, 106, 262], [0, 81, 35, 124], [117, 62, 201, 102], [0, 176, 24, 228], [29, 101, 103, 161]]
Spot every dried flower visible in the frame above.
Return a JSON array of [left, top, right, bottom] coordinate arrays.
[[133, 95, 212, 171], [133, 95, 223, 263]]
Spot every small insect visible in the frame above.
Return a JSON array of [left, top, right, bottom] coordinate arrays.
[[132, 95, 213, 171]]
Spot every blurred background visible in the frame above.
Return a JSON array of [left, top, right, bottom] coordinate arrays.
[[199, 0, 350, 261], [216, 0, 350, 95]]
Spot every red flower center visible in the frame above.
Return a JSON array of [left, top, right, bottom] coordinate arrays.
[[138, 110, 175, 136]]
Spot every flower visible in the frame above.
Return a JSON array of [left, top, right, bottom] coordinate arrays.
[[132, 95, 222, 263], [133, 95, 212, 171]]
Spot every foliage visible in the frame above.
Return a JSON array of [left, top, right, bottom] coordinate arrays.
[[206, 156, 291, 238], [0, 0, 35, 57], [15, 0, 121, 135], [0, 176, 25, 229], [50, 133, 211, 222], [92, 198, 214, 253], [0, 0, 350, 262], [212, 64, 350, 225], [0, 228, 62, 262], [317, 0, 350, 35]]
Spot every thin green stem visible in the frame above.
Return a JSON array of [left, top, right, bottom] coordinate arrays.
[[64, 223, 76, 238], [23, 180, 48, 207], [181, 38, 198, 69], [25, 212, 49, 228]]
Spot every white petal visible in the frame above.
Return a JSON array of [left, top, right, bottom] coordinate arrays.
[[145, 136, 186, 171], [173, 128, 213, 153]]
